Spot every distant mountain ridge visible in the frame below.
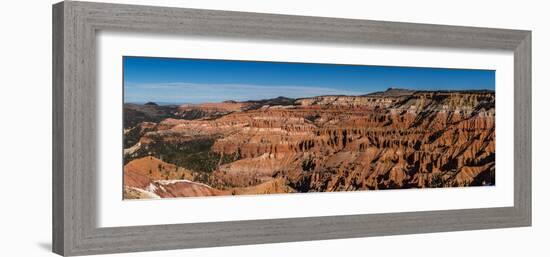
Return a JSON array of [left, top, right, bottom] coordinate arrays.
[[124, 88, 495, 128], [365, 87, 495, 97], [364, 87, 416, 97]]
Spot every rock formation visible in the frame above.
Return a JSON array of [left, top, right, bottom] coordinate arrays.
[[123, 88, 495, 199]]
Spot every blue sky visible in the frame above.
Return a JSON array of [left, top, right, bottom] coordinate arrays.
[[123, 56, 495, 104]]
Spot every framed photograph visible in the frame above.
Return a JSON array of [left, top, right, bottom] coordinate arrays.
[[52, 1, 531, 256]]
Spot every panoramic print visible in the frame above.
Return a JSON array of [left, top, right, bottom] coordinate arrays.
[[122, 56, 496, 200]]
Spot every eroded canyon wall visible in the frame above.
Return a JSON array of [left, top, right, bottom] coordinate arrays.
[[123, 88, 495, 199]]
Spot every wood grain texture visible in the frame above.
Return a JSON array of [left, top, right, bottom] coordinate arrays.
[[514, 32, 532, 224], [52, 1, 532, 256], [52, 2, 65, 255]]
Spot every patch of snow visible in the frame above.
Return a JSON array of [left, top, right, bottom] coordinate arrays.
[[145, 183, 158, 193], [123, 142, 141, 156], [159, 185, 166, 192], [129, 187, 161, 199], [155, 179, 212, 188]]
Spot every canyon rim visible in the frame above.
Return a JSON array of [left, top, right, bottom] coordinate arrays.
[[122, 57, 496, 200]]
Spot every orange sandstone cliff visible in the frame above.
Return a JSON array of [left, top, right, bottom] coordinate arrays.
[[123, 88, 495, 199]]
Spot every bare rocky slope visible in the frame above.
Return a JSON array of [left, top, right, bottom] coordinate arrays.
[[123, 88, 495, 199]]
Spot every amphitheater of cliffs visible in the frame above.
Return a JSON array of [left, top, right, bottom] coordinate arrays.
[[122, 88, 495, 199]]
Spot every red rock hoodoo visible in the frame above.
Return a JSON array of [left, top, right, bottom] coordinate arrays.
[[123, 89, 495, 199]]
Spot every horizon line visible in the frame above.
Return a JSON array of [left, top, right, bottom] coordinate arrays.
[[124, 87, 496, 106]]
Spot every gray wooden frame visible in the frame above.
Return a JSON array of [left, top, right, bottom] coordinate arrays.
[[52, 1, 531, 256]]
